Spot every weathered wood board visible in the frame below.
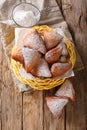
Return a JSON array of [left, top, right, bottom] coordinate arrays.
[[0, 43, 22, 130], [56, 0, 87, 129], [0, 40, 3, 130], [23, 91, 43, 130]]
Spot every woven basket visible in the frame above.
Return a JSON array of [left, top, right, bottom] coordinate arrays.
[[11, 25, 76, 90]]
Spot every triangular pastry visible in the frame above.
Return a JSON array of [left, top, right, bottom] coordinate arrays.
[[45, 44, 62, 64], [55, 79, 75, 101], [45, 96, 68, 118], [23, 28, 46, 54], [51, 62, 72, 77], [11, 46, 24, 64], [22, 47, 41, 73], [31, 58, 52, 78], [43, 29, 63, 50]]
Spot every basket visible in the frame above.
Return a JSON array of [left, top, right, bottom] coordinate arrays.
[[11, 25, 76, 90]]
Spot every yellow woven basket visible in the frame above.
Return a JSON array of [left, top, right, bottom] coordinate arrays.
[[11, 25, 76, 90]]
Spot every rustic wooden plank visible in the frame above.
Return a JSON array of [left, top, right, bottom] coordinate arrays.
[[0, 40, 3, 130], [23, 90, 43, 130], [57, 0, 87, 129], [43, 89, 65, 130], [1, 45, 22, 130], [65, 73, 87, 130], [62, 0, 87, 69]]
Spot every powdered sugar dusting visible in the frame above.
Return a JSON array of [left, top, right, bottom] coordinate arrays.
[[22, 47, 41, 72], [33, 58, 52, 77], [46, 97, 68, 117], [23, 29, 46, 54], [22, 48, 35, 65], [20, 66, 35, 79], [55, 79, 75, 101]]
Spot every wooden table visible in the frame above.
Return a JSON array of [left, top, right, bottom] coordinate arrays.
[[0, 0, 87, 130]]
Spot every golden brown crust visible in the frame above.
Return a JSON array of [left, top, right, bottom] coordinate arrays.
[[43, 29, 63, 50], [31, 58, 52, 78], [22, 48, 41, 73], [11, 46, 24, 64], [51, 62, 72, 77], [45, 45, 62, 64]]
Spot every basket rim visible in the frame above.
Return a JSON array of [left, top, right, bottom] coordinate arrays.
[[11, 25, 76, 90]]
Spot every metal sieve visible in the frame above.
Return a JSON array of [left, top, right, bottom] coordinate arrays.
[[12, 2, 72, 28]]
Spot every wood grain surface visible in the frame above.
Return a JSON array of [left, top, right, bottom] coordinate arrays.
[[56, 0, 87, 130], [0, 41, 3, 130], [0, 43, 22, 130], [23, 91, 43, 130]]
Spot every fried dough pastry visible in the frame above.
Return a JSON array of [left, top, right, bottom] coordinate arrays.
[[45, 45, 62, 64], [55, 79, 75, 101], [58, 42, 68, 56], [11, 46, 24, 64], [31, 58, 52, 78], [43, 29, 63, 50], [59, 55, 67, 63], [23, 28, 46, 54], [22, 47, 41, 73], [45, 96, 68, 118], [51, 62, 72, 77]]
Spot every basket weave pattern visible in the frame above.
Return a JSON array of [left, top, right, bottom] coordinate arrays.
[[11, 25, 76, 90]]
